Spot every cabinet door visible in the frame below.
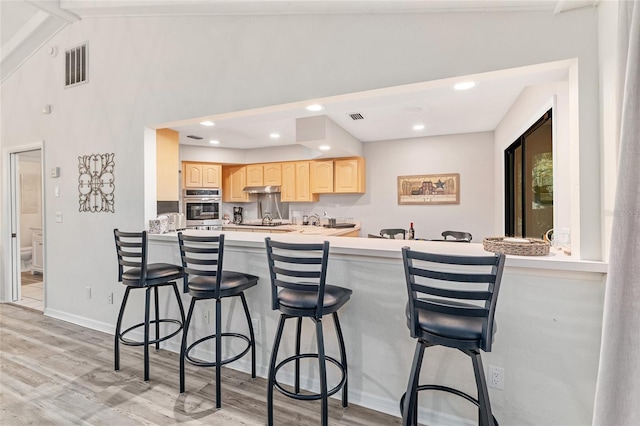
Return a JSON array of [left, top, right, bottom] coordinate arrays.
[[335, 157, 366, 193], [223, 166, 250, 202], [32, 231, 43, 273], [295, 162, 318, 202], [202, 164, 221, 188], [311, 161, 334, 193], [183, 163, 203, 188], [281, 162, 296, 202], [246, 164, 264, 186], [156, 129, 180, 200], [263, 163, 282, 186]]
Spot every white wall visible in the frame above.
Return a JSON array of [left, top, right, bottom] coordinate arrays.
[[0, 6, 603, 400]]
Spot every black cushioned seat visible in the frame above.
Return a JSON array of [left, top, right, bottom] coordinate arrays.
[[400, 247, 505, 426], [264, 238, 351, 426], [113, 229, 186, 382], [178, 232, 258, 409]]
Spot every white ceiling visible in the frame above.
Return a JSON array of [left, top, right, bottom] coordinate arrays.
[[1, 0, 595, 148]]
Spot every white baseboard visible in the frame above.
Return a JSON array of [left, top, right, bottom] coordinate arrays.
[[45, 308, 114, 335]]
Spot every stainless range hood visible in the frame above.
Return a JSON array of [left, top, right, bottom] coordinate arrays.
[[243, 185, 281, 194]]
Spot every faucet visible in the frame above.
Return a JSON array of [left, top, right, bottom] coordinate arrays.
[[262, 212, 273, 225], [309, 212, 321, 226]]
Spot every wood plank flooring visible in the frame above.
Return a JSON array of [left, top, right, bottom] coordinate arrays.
[[0, 304, 402, 426]]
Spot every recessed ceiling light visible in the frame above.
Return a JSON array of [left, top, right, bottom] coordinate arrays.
[[209, 140, 220, 145], [413, 124, 425, 131], [270, 133, 280, 139], [200, 120, 215, 126], [319, 145, 330, 151], [453, 81, 476, 91], [306, 104, 325, 112]]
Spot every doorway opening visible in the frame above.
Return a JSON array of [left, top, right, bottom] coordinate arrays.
[[9, 148, 44, 311], [504, 109, 553, 239]]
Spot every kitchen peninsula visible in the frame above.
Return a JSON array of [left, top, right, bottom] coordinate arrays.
[[221, 222, 361, 237], [147, 229, 606, 426]]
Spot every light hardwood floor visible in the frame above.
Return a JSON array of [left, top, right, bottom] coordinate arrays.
[[0, 304, 403, 425]]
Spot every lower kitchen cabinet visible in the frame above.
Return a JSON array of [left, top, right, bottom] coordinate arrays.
[[32, 228, 43, 274]]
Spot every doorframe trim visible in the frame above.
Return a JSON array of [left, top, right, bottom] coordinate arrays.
[[1, 141, 44, 303]]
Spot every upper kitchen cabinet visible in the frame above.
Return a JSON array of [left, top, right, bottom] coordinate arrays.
[[222, 165, 250, 202], [246, 163, 282, 186], [157, 129, 180, 200], [334, 157, 366, 193], [310, 160, 334, 193], [183, 162, 221, 188], [281, 161, 318, 202], [264, 163, 282, 186]]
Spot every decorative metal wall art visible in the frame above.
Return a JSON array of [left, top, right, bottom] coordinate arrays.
[[397, 173, 460, 205], [78, 153, 115, 212]]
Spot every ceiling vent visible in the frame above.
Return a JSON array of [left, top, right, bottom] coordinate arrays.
[[187, 135, 203, 140], [349, 113, 364, 120], [65, 42, 88, 87]]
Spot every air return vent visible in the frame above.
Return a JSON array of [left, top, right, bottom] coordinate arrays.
[[187, 135, 203, 140], [349, 113, 364, 120], [65, 42, 88, 87]]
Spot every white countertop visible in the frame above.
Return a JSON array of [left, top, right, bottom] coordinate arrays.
[[221, 222, 361, 237], [149, 229, 607, 274]]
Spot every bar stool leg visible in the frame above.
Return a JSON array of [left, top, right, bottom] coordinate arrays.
[[402, 341, 426, 426], [154, 286, 160, 351], [471, 350, 493, 426], [215, 297, 222, 409], [268, 314, 287, 426], [180, 297, 197, 393], [315, 318, 328, 426], [114, 287, 132, 371], [143, 287, 151, 381], [333, 312, 348, 408], [240, 293, 256, 378], [171, 283, 186, 327], [294, 317, 302, 394]]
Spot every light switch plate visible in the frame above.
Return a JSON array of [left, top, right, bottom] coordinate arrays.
[[50, 167, 60, 178], [55, 212, 63, 223]]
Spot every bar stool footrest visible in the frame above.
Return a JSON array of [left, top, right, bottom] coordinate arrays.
[[273, 353, 347, 401], [119, 319, 183, 346], [400, 384, 499, 426], [185, 332, 252, 367]]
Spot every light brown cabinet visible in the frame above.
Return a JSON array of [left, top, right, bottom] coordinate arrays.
[[310, 161, 334, 193], [222, 165, 250, 202], [334, 157, 366, 193], [156, 129, 180, 200], [246, 163, 282, 186], [281, 161, 318, 202], [263, 163, 282, 186], [183, 162, 221, 188]]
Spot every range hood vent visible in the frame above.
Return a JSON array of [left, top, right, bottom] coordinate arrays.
[[243, 185, 281, 194]]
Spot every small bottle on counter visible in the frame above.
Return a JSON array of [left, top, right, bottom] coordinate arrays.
[[408, 222, 415, 240]]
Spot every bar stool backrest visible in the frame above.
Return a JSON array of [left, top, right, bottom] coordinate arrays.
[[114, 229, 148, 285], [402, 247, 505, 352], [264, 237, 329, 319], [441, 230, 473, 242], [178, 233, 225, 296]]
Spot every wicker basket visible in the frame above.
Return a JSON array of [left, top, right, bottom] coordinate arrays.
[[482, 237, 550, 256]]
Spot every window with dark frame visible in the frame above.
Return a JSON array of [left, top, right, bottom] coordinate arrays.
[[505, 109, 553, 239]]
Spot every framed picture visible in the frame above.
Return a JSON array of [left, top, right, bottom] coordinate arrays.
[[397, 173, 460, 205]]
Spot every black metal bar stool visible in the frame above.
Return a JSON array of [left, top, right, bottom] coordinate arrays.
[[113, 229, 186, 381], [177, 232, 258, 409], [264, 237, 351, 426], [400, 247, 506, 426]]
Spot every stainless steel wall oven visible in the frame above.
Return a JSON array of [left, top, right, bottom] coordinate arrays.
[[182, 188, 222, 228]]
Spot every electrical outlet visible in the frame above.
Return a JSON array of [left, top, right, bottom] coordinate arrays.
[[107, 292, 113, 304], [252, 318, 261, 336], [488, 366, 505, 390], [203, 310, 210, 324]]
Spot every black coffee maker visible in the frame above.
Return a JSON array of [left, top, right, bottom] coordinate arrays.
[[233, 206, 243, 224]]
